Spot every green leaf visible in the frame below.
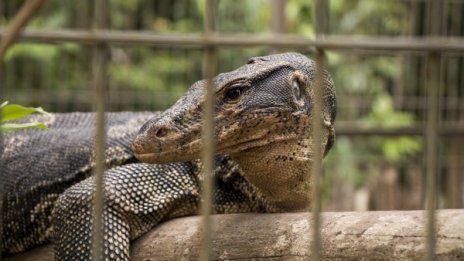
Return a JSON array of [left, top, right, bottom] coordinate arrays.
[[0, 122, 48, 132], [1, 103, 50, 122]]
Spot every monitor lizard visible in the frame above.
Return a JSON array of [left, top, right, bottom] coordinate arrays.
[[1, 52, 336, 260]]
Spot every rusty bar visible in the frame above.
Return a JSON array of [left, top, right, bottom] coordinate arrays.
[[91, 0, 108, 260], [199, 0, 217, 260], [1, 29, 464, 53], [310, 50, 325, 260], [335, 126, 464, 136], [425, 45, 441, 261], [271, 0, 285, 35], [314, 0, 329, 36], [270, 0, 286, 54], [311, 0, 328, 260], [425, 0, 443, 260]]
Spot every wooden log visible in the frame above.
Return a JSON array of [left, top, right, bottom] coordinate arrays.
[[4, 210, 464, 260]]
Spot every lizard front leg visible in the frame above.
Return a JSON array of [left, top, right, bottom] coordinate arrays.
[[52, 162, 201, 261]]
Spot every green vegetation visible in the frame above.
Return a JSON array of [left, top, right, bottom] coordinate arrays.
[[1, 102, 49, 131]]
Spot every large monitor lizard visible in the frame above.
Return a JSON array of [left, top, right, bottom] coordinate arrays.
[[1, 52, 336, 260]]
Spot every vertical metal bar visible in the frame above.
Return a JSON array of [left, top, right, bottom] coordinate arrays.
[[425, 0, 443, 260], [271, 0, 285, 34], [446, 1, 463, 209], [310, 50, 325, 261], [91, 0, 108, 260], [425, 51, 440, 261], [311, 0, 329, 260], [314, 0, 329, 36], [271, 0, 285, 54], [200, 0, 217, 260]]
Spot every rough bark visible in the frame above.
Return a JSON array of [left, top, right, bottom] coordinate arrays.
[[4, 210, 464, 260]]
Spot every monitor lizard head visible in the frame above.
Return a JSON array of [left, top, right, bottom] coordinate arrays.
[[133, 52, 336, 211]]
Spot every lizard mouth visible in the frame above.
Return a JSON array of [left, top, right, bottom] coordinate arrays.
[[133, 152, 159, 163], [216, 134, 299, 155], [134, 134, 300, 164], [133, 139, 202, 164], [133, 110, 310, 164]]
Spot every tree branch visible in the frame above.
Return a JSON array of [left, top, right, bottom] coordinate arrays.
[[4, 210, 464, 260], [0, 0, 46, 60]]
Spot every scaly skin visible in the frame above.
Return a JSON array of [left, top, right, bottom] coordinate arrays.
[[2, 52, 336, 260], [133, 52, 336, 211]]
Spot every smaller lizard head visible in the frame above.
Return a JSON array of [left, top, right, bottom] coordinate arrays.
[[133, 52, 336, 165]]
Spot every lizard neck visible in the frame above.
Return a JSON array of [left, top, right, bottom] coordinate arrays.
[[231, 138, 316, 212]]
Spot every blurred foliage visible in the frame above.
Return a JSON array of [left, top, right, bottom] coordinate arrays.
[[361, 94, 422, 162], [1, 0, 434, 207], [287, 0, 314, 35], [109, 51, 193, 94], [330, 0, 408, 35]]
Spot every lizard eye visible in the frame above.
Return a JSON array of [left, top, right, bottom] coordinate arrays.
[[224, 85, 243, 102]]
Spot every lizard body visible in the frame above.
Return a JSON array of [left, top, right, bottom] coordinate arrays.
[[1, 52, 336, 260]]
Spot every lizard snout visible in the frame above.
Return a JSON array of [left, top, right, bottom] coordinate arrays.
[[132, 118, 174, 163], [132, 133, 158, 162]]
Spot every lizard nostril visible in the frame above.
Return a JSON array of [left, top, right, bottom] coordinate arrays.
[[155, 127, 168, 138]]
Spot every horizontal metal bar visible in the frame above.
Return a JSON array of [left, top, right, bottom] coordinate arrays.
[[336, 126, 464, 136], [1, 29, 464, 53]]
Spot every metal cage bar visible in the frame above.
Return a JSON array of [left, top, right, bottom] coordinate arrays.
[[1, 30, 464, 53], [425, 0, 443, 259], [91, 0, 109, 260], [310, 50, 325, 260], [310, 0, 329, 259], [199, 1, 217, 260], [335, 125, 464, 136]]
